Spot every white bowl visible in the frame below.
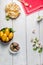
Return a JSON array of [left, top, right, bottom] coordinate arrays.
[[9, 43, 20, 54]]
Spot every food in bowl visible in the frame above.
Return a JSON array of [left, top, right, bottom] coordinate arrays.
[[5, 3, 20, 20], [0, 28, 14, 42], [9, 42, 20, 53]]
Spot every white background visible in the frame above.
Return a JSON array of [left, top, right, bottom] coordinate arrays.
[[0, 0, 43, 65]]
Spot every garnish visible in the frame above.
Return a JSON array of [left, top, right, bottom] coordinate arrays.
[[6, 16, 10, 21], [38, 48, 42, 53], [9, 28, 15, 33], [1, 28, 6, 31], [31, 37, 43, 53], [1, 28, 6, 33]]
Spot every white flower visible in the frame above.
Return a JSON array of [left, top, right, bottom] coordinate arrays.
[[36, 44, 39, 47]]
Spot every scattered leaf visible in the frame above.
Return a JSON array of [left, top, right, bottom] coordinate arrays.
[[1, 28, 6, 31], [33, 41, 36, 43], [6, 16, 10, 21], [38, 48, 42, 53], [33, 47, 38, 51], [9, 28, 15, 33], [35, 37, 39, 42]]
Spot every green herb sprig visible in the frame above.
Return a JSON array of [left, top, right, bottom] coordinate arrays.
[[31, 37, 43, 53], [6, 16, 10, 21], [9, 28, 15, 33]]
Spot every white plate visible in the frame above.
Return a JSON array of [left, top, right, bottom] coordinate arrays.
[[9, 43, 20, 54]]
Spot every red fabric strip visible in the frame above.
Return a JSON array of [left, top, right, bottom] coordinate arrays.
[[20, 0, 43, 15]]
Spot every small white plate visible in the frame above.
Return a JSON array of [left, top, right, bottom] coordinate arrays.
[[9, 43, 20, 54]]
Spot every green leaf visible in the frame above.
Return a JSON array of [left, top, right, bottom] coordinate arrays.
[[35, 37, 39, 42], [2, 30, 5, 33], [38, 16, 41, 19], [33, 41, 36, 43], [9, 28, 15, 33], [1, 28, 6, 32], [38, 48, 42, 53], [33, 47, 37, 51], [1, 28, 6, 31], [6, 16, 10, 21]]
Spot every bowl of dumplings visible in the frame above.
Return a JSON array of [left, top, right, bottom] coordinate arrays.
[[5, 3, 21, 20]]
